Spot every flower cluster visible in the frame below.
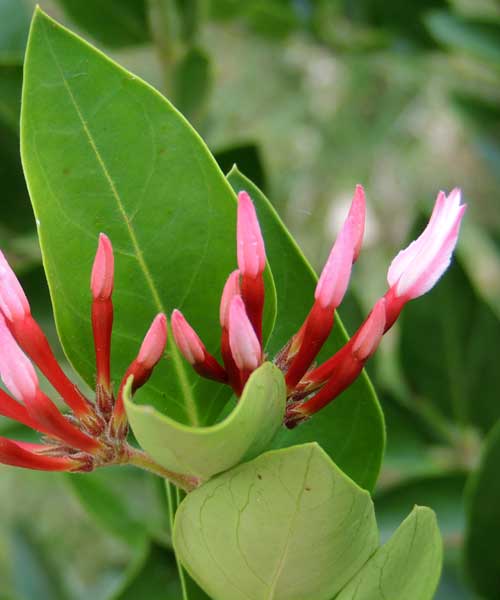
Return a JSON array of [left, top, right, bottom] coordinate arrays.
[[171, 187, 466, 427], [0, 186, 465, 474], [0, 235, 167, 472]]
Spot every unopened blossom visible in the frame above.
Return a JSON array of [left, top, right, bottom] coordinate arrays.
[[0, 238, 173, 477], [171, 186, 466, 428]]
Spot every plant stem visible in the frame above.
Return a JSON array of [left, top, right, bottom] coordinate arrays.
[[127, 448, 199, 492]]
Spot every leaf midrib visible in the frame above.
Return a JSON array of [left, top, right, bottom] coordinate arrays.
[[42, 20, 199, 426]]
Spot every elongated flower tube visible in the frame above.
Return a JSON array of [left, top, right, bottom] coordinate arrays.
[[172, 309, 227, 383], [284, 187, 365, 390], [91, 233, 114, 399], [237, 191, 266, 344], [0, 438, 84, 471], [112, 313, 167, 436], [174, 185, 465, 430], [285, 299, 386, 427]]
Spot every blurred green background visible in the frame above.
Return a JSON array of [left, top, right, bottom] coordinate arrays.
[[1, 0, 500, 598]]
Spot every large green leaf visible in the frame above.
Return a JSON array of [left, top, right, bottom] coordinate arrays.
[[399, 254, 500, 433], [173, 443, 378, 600], [126, 362, 286, 480], [21, 9, 276, 426], [55, 0, 150, 48], [336, 506, 442, 600], [464, 420, 500, 598], [227, 168, 384, 491]]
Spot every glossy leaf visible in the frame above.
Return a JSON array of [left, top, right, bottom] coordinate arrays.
[[464, 420, 500, 598], [399, 253, 500, 433], [336, 507, 442, 600], [55, 0, 150, 48], [227, 168, 384, 491], [173, 442, 378, 600], [126, 362, 286, 480], [21, 9, 276, 426]]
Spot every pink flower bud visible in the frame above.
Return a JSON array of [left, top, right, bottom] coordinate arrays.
[[237, 191, 266, 278], [349, 184, 366, 262], [387, 189, 466, 300], [352, 298, 386, 361], [0, 314, 38, 403], [171, 310, 205, 365], [219, 270, 241, 328], [91, 233, 114, 300], [314, 220, 355, 310], [0, 251, 30, 322], [137, 313, 167, 368], [228, 296, 262, 372]]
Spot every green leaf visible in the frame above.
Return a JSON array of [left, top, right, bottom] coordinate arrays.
[[21, 9, 276, 426], [0, 0, 31, 62], [464, 420, 500, 598], [399, 254, 500, 432], [227, 168, 384, 491], [126, 362, 286, 480], [55, 0, 150, 48], [336, 506, 442, 600], [172, 46, 212, 124], [173, 442, 378, 600], [426, 11, 500, 64]]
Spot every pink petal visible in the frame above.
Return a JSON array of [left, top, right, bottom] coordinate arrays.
[[352, 298, 386, 360], [91, 233, 114, 300], [137, 314, 167, 368], [0, 314, 38, 403], [348, 184, 366, 262], [314, 224, 354, 309], [0, 251, 30, 321], [171, 310, 205, 364], [228, 296, 261, 371], [219, 269, 241, 328], [237, 191, 266, 278]]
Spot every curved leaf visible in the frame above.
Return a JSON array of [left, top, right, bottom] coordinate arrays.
[[336, 506, 442, 600], [173, 442, 378, 600], [21, 9, 276, 426], [227, 167, 384, 491], [126, 362, 286, 480]]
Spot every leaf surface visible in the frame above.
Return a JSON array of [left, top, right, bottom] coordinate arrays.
[[336, 506, 442, 600], [174, 442, 378, 600], [21, 9, 276, 426], [126, 362, 286, 480]]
